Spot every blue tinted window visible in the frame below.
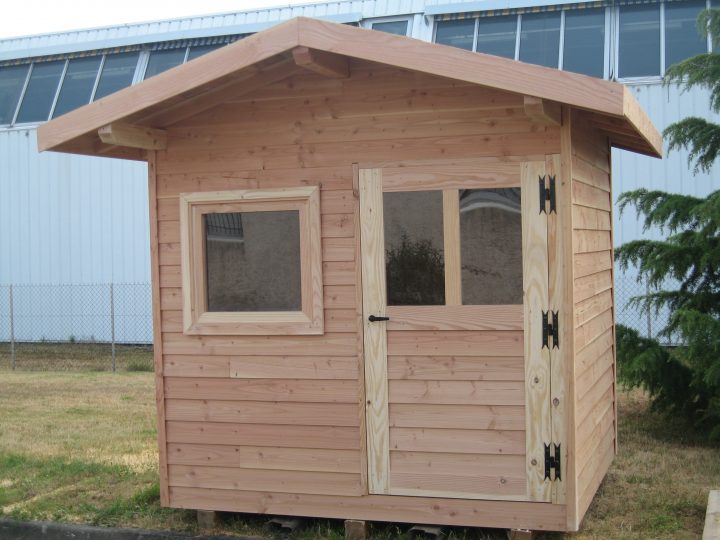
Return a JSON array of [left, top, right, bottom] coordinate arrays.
[[372, 20, 409, 36], [187, 44, 224, 61], [563, 9, 605, 77], [619, 4, 661, 77], [0, 64, 29, 124], [477, 16, 517, 59], [94, 52, 139, 100], [519, 12, 561, 68], [435, 19, 475, 51], [16, 61, 65, 124], [53, 56, 102, 118], [144, 49, 186, 80], [665, 0, 708, 69]]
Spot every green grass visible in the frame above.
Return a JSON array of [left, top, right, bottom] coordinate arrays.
[[0, 342, 153, 371], [0, 372, 717, 539]]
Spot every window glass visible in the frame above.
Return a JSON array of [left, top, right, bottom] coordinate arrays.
[[52, 56, 102, 118], [665, 0, 708, 69], [460, 188, 523, 305], [0, 64, 29, 125], [434, 19, 476, 50], [476, 15, 518, 59], [187, 44, 224, 61], [519, 12, 561, 67], [94, 52, 139, 100], [371, 20, 409, 36], [619, 4, 661, 77], [384, 191, 445, 306], [563, 8, 605, 77], [15, 61, 65, 124], [205, 210, 301, 312], [144, 49, 186, 80]]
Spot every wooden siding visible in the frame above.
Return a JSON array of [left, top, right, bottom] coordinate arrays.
[[570, 115, 617, 525], [152, 60, 565, 528]]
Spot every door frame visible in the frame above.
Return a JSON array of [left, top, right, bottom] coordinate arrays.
[[357, 158, 560, 502]]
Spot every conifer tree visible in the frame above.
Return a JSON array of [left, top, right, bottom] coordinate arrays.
[[615, 9, 720, 439]]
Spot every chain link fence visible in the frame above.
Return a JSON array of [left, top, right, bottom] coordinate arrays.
[[0, 283, 153, 371], [614, 271, 678, 345]]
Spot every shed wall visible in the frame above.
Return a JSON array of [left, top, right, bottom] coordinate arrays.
[[152, 60, 565, 528], [570, 115, 616, 524]]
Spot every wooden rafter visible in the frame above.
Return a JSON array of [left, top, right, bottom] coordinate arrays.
[[523, 97, 562, 126], [292, 46, 349, 79], [98, 123, 167, 150]]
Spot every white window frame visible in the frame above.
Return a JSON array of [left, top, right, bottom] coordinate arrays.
[[363, 16, 413, 36]]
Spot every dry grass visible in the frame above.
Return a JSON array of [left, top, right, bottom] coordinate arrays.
[[0, 372, 717, 539], [0, 342, 153, 372]]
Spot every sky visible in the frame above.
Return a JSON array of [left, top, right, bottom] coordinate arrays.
[[0, 0, 313, 39]]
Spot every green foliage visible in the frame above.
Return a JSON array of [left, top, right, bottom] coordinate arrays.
[[616, 10, 720, 439], [385, 233, 445, 305]]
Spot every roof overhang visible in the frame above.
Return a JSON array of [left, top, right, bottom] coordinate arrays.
[[37, 16, 662, 160]]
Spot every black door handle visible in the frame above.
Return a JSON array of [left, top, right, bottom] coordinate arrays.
[[368, 315, 390, 322]]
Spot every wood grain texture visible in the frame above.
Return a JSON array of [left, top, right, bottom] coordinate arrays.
[[359, 168, 390, 495], [521, 161, 552, 502], [387, 330, 523, 357], [164, 378, 357, 402], [386, 305, 523, 331], [168, 486, 568, 530], [389, 404, 524, 430], [387, 356, 525, 381], [443, 189, 462, 306], [390, 427, 525, 455]]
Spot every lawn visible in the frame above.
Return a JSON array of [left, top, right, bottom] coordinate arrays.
[[0, 372, 717, 539]]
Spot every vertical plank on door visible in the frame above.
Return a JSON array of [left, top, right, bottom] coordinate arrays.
[[359, 168, 390, 494], [521, 161, 552, 502], [546, 152, 567, 505], [443, 189, 462, 306]]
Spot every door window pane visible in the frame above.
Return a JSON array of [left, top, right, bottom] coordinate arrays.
[[665, 0, 708, 69], [94, 52, 139, 100], [477, 15, 518, 59], [15, 61, 65, 124], [563, 8, 605, 77], [384, 191, 445, 306], [205, 210, 301, 312], [372, 20, 409, 36], [460, 188, 523, 305], [619, 4, 661, 77], [519, 12, 561, 67], [0, 64, 29, 125], [187, 44, 224, 61], [435, 19, 476, 50], [52, 56, 102, 118], [144, 49, 186, 80]]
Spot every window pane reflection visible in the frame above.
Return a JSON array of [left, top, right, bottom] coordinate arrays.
[[563, 9, 605, 77], [619, 4, 661, 77], [460, 188, 523, 305], [384, 191, 445, 306], [477, 16, 517, 59]]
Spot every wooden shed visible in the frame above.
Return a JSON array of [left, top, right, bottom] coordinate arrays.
[[37, 17, 661, 534]]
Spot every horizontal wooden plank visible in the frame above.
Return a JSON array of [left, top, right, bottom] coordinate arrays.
[[387, 356, 524, 381], [390, 471, 525, 497], [387, 330, 523, 357], [322, 261, 357, 285], [168, 465, 362, 496], [160, 265, 182, 288], [386, 305, 523, 331], [163, 355, 359, 379], [162, 308, 357, 333], [573, 250, 612, 279], [573, 230, 612, 254], [577, 426, 615, 518], [390, 427, 525, 455], [575, 308, 614, 352], [166, 421, 360, 449], [389, 380, 524, 406], [164, 377, 357, 402], [390, 451, 525, 478], [576, 346, 614, 398], [165, 399, 358, 426], [572, 155, 610, 192], [157, 166, 353, 198], [167, 443, 360, 473], [575, 289, 614, 328], [576, 398, 614, 470], [156, 132, 561, 175], [389, 404, 524, 430], [575, 328, 614, 378], [162, 332, 357, 356], [382, 161, 521, 192], [572, 180, 611, 212], [576, 366, 614, 426], [572, 206, 611, 232], [574, 269, 613, 303], [322, 237, 355, 262], [323, 286, 356, 309], [168, 487, 568, 530]]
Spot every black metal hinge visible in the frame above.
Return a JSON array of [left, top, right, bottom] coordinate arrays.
[[544, 443, 562, 481], [542, 310, 559, 349], [538, 175, 556, 214]]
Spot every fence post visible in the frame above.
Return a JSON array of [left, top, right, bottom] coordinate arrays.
[[9, 285, 15, 370], [110, 283, 116, 372]]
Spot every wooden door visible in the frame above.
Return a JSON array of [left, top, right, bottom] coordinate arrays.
[[359, 160, 552, 502]]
